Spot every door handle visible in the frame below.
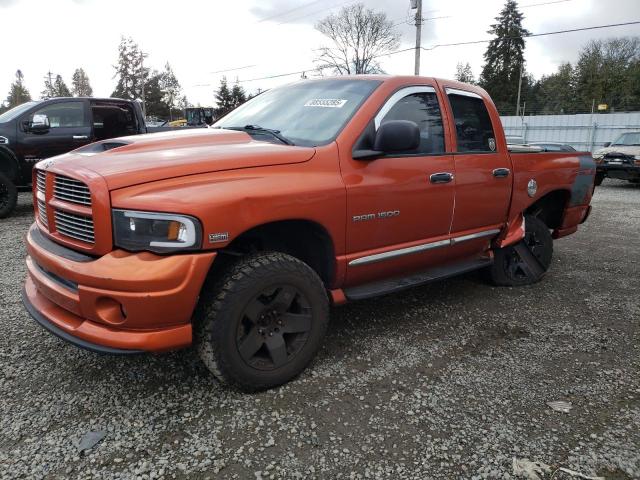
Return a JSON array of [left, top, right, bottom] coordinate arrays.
[[429, 172, 454, 184], [492, 168, 510, 178], [73, 135, 89, 140]]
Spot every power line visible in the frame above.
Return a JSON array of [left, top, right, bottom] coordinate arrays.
[[421, 20, 640, 50], [256, 0, 325, 23], [193, 18, 639, 89], [209, 64, 256, 75]]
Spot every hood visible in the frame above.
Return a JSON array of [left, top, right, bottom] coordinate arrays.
[[593, 145, 640, 157], [45, 128, 316, 190]]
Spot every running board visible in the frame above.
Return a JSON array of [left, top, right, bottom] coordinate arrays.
[[343, 256, 493, 301]]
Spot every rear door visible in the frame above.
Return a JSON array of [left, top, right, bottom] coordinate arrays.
[[18, 99, 91, 162], [342, 85, 456, 285], [444, 88, 513, 235]]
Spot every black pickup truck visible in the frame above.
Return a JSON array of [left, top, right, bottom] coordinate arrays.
[[0, 97, 190, 218]]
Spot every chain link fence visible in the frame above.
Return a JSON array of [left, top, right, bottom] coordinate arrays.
[[500, 112, 640, 152]]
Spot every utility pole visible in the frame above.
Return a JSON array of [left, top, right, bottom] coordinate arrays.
[[515, 62, 523, 116], [139, 51, 148, 118], [411, 0, 423, 75]]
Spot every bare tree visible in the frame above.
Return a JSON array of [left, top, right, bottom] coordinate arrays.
[[314, 3, 400, 75]]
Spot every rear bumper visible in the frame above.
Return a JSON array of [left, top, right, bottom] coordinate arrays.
[[23, 224, 216, 353]]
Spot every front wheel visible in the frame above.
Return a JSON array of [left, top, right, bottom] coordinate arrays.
[[487, 215, 553, 286], [195, 251, 329, 392], [594, 173, 605, 186], [0, 172, 18, 219]]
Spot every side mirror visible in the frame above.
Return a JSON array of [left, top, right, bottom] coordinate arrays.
[[374, 120, 420, 153], [29, 114, 50, 133], [352, 120, 421, 160], [603, 141, 611, 148]]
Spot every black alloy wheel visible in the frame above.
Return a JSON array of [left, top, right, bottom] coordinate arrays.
[[488, 215, 553, 286], [195, 251, 329, 391], [236, 285, 313, 371]]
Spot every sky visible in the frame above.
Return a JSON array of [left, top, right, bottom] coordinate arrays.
[[1, 0, 639, 107]]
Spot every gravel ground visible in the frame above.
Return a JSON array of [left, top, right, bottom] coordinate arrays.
[[0, 180, 639, 480]]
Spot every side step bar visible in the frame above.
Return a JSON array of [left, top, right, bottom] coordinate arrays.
[[343, 256, 493, 301]]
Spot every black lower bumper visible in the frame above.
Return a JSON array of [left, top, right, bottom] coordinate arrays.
[[21, 287, 143, 355], [597, 165, 640, 181]]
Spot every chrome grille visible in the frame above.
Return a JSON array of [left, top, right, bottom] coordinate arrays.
[[36, 170, 47, 193], [37, 199, 49, 229], [54, 175, 91, 206], [54, 210, 95, 244]]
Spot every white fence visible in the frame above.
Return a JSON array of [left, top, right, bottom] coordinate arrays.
[[500, 112, 640, 152]]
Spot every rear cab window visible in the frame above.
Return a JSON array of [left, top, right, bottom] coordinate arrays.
[[446, 89, 496, 153]]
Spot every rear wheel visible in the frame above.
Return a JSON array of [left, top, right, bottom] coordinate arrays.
[[195, 251, 329, 391], [0, 172, 18, 219], [488, 215, 553, 286]]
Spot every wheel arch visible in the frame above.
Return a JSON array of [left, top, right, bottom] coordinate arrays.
[[525, 189, 571, 229], [214, 219, 336, 287]]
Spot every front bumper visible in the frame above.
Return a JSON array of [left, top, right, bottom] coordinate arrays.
[[23, 224, 216, 353], [597, 163, 640, 181]]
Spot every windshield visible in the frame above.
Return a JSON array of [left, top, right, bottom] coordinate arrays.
[[214, 79, 382, 147], [612, 132, 640, 146], [0, 101, 38, 123]]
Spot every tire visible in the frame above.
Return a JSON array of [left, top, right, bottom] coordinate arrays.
[[488, 215, 553, 286], [194, 251, 329, 392], [594, 173, 604, 186], [0, 172, 18, 219]]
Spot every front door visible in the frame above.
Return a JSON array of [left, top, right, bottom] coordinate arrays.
[[342, 86, 456, 286], [17, 100, 91, 172]]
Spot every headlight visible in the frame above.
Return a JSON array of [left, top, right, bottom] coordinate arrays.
[[112, 210, 202, 253]]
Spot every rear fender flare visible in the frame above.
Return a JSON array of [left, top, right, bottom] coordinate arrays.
[[495, 213, 525, 248]]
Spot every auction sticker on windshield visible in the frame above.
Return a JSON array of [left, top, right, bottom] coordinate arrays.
[[304, 99, 348, 108]]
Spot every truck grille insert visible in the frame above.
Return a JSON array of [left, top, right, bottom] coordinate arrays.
[[36, 170, 47, 193], [54, 210, 95, 244], [54, 175, 92, 206], [37, 199, 49, 229]]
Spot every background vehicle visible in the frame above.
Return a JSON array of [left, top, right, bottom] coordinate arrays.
[[528, 142, 576, 152], [185, 107, 215, 126], [22, 76, 595, 391], [593, 131, 640, 185], [0, 97, 207, 218]]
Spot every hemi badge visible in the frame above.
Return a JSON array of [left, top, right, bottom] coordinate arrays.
[[208, 232, 229, 243]]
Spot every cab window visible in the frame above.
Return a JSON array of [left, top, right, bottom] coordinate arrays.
[[447, 92, 496, 153], [379, 91, 445, 155], [27, 102, 86, 128]]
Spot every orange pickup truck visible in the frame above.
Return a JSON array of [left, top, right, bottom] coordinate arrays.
[[23, 76, 595, 390]]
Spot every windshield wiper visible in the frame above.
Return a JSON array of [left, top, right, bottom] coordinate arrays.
[[224, 124, 295, 146]]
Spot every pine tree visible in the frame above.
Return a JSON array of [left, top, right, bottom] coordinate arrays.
[[143, 71, 169, 120], [230, 81, 247, 109], [478, 0, 530, 114], [41, 73, 56, 99], [72, 68, 93, 97], [6, 70, 31, 107], [112, 36, 148, 101], [214, 77, 234, 117], [54, 75, 71, 97], [160, 62, 182, 121], [455, 62, 475, 84], [42, 74, 72, 98]]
